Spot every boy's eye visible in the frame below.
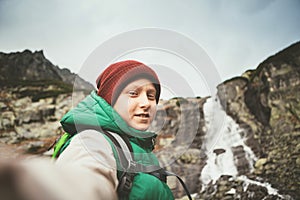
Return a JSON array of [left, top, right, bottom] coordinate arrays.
[[147, 93, 156, 100], [128, 90, 138, 96]]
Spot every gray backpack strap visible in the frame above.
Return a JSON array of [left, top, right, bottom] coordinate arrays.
[[108, 131, 162, 172], [99, 130, 135, 196], [107, 131, 133, 165]]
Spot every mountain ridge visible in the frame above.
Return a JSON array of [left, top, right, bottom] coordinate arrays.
[[0, 49, 94, 91]]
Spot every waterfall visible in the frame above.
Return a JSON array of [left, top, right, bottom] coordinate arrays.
[[200, 96, 257, 184]]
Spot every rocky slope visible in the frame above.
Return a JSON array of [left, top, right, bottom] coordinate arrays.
[[216, 41, 300, 199], [0, 50, 94, 90], [0, 43, 299, 199], [155, 42, 299, 199], [0, 50, 94, 102], [0, 50, 93, 153]]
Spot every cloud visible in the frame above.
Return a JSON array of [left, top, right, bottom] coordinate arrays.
[[0, 0, 300, 96], [213, 0, 275, 15]]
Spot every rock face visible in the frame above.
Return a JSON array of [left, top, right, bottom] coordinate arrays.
[[217, 41, 300, 199], [0, 90, 86, 152], [152, 97, 208, 198], [0, 50, 93, 153]]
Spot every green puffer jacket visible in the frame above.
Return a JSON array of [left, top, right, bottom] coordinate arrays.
[[60, 91, 174, 200]]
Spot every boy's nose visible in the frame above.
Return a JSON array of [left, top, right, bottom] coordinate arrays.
[[138, 93, 150, 108]]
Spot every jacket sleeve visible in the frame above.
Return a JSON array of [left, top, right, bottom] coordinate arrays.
[[0, 130, 118, 200], [55, 129, 119, 199], [17, 157, 118, 200]]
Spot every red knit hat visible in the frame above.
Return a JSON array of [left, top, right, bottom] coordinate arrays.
[[96, 60, 161, 105]]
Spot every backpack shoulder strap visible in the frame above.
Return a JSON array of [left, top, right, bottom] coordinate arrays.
[[104, 131, 134, 164], [100, 130, 136, 197], [52, 132, 73, 158]]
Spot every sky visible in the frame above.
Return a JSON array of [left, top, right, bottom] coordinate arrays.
[[1, 0, 300, 99]]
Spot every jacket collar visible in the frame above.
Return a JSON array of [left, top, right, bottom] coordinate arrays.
[[60, 91, 157, 150]]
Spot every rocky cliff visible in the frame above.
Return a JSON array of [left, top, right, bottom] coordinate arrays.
[[216, 41, 300, 199], [0, 50, 93, 153], [0, 43, 299, 200], [154, 42, 299, 199]]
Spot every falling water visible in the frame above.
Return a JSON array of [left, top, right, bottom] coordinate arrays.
[[200, 96, 257, 184], [198, 96, 288, 198]]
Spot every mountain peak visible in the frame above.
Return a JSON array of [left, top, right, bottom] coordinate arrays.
[[0, 49, 94, 95]]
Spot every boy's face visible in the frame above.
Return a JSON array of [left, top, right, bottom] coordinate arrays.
[[113, 78, 157, 131]]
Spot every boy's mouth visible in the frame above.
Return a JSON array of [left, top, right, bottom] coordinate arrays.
[[135, 113, 150, 118]]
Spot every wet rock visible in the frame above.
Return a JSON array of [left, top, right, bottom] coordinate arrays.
[[213, 148, 226, 156], [232, 145, 251, 175], [245, 184, 268, 199], [255, 158, 268, 169]]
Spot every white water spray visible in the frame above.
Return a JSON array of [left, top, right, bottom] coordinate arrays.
[[200, 97, 257, 184]]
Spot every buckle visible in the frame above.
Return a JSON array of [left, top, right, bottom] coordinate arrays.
[[118, 173, 135, 195], [149, 169, 167, 183]]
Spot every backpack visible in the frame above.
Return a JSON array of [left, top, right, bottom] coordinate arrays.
[[51, 130, 192, 200]]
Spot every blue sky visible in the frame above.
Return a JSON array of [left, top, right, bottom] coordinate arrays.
[[1, 0, 300, 98]]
